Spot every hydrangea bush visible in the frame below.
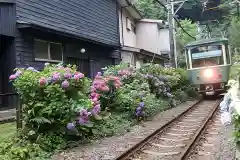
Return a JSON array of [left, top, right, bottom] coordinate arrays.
[[90, 72, 122, 113], [9, 63, 100, 139]]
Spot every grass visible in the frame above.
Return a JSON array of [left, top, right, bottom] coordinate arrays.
[[0, 122, 16, 142]]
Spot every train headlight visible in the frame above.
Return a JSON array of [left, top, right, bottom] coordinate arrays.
[[203, 69, 213, 78]]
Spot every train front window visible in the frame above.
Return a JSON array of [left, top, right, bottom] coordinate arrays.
[[190, 45, 224, 68]]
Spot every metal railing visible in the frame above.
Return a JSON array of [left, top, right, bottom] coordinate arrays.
[[0, 93, 22, 129]]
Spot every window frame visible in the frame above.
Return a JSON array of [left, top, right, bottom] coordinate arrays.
[[34, 39, 63, 63], [189, 44, 225, 69]]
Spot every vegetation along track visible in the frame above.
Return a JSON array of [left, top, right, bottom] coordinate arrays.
[[115, 99, 222, 160]]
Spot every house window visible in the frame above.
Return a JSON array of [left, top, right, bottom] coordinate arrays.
[[34, 39, 63, 62], [131, 23, 136, 34], [126, 17, 131, 31]]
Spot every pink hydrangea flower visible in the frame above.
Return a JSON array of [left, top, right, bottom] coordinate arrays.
[[74, 74, 80, 80], [64, 68, 71, 72], [61, 80, 69, 89], [79, 73, 84, 78], [92, 97, 99, 103], [97, 72, 102, 76], [9, 74, 16, 80], [39, 77, 47, 86]]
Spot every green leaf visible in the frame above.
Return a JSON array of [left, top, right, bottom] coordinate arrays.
[[83, 122, 94, 128]]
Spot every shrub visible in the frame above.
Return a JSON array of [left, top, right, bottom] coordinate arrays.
[[90, 72, 122, 113], [5, 63, 109, 159], [10, 64, 97, 140], [138, 63, 184, 89]]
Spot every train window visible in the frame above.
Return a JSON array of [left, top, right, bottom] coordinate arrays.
[[190, 44, 224, 68]]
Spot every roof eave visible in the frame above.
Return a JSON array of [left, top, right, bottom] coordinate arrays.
[[118, 0, 142, 20]]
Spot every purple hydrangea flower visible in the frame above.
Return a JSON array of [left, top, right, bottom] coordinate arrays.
[[27, 67, 35, 71], [52, 73, 60, 81], [15, 70, 22, 77], [67, 123, 75, 130], [136, 106, 142, 111], [61, 80, 69, 89], [92, 104, 101, 115], [139, 102, 145, 108], [79, 109, 89, 117], [135, 110, 141, 116], [64, 72, 72, 79], [78, 117, 89, 125]]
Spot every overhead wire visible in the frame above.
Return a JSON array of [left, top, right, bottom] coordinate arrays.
[[153, 0, 196, 40]]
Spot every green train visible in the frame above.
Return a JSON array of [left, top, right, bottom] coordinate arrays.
[[184, 38, 232, 96]]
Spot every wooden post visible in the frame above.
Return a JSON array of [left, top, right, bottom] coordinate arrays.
[[16, 95, 22, 130]]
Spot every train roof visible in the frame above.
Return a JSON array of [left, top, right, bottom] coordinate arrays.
[[185, 38, 228, 48]]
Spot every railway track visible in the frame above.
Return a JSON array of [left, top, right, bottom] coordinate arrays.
[[115, 99, 222, 160]]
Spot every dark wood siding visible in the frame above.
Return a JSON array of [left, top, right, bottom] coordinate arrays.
[[15, 30, 116, 77], [16, 0, 120, 46], [0, 2, 16, 37]]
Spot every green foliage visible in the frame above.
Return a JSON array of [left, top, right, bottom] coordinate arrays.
[[233, 113, 240, 144], [176, 19, 197, 48], [143, 95, 169, 118], [139, 63, 188, 89], [230, 64, 240, 80], [92, 113, 133, 137], [114, 73, 150, 113], [229, 17, 240, 50], [103, 63, 130, 76], [135, 0, 166, 20]]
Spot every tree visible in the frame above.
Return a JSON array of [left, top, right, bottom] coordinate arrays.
[[229, 17, 240, 55], [175, 19, 197, 67], [135, 0, 167, 20]]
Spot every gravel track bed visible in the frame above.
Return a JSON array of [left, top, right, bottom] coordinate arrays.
[[131, 100, 217, 160], [188, 111, 236, 160], [216, 123, 236, 160], [52, 100, 198, 160]]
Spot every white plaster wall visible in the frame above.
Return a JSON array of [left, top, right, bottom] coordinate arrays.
[[121, 51, 135, 66], [136, 21, 170, 55], [158, 28, 170, 52], [119, 9, 137, 47]]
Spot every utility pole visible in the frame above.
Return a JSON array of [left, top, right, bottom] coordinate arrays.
[[167, 0, 187, 68], [172, 2, 178, 68], [167, 0, 175, 68]]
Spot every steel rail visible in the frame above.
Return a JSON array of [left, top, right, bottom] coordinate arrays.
[[179, 98, 222, 160], [115, 99, 202, 160]]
